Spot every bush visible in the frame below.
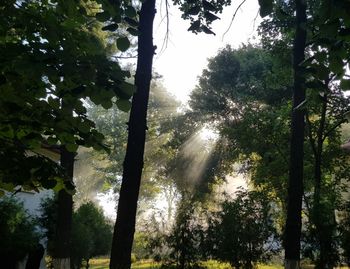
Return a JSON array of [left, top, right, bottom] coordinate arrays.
[[39, 198, 113, 269], [0, 197, 40, 269], [205, 190, 279, 269]]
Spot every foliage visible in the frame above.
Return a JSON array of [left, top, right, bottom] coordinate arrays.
[[205, 190, 278, 269], [166, 197, 204, 269], [0, 0, 136, 192], [71, 201, 113, 269], [0, 197, 40, 267], [172, 0, 231, 35], [339, 201, 350, 267], [38, 197, 112, 269]]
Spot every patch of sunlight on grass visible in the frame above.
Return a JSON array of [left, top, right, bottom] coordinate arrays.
[[89, 259, 161, 269], [258, 264, 283, 269], [201, 260, 231, 269]]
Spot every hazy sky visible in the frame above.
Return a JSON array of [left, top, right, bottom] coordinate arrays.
[[98, 2, 260, 217], [153, 0, 261, 103]]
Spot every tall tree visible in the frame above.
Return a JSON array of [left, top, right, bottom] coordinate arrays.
[[284, 0, 307, 267], [109, 1, 157, 268]]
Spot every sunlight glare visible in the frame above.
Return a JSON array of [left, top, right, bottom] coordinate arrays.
[[179, 127, 218, 184], [199, 127, 219, 142]]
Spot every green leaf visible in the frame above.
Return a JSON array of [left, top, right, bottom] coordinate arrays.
[[124, 17, 138, 27], [188, 20, 201, 32], [116, 99, 132, 112], [117, 37, 130, 52], [125, 6, 137, 18], [258, 0, 273, 17], [201, 25, 216, 35], [127, 27, 139, 36], [121, 82, 135, 97], [188, 6, 201, 15], [204, 11, 220, 22], [96, 11, 111, 22], [202, 0, 216, 11], [102, 23, 119, 31], [42, 179, 57, 189], [65, 143, 79, 153], [340, 79, 350, 90]]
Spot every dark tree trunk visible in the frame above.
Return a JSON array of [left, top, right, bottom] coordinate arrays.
[[25, 243, 45, 269], [284, 0, 307, 268], [53, 146, 74, 269], [311, 92, 337, 269], [109, 1, 156, 269]]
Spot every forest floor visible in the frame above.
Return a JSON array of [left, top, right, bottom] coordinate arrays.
[[88, 258, 350, 269], [88, 258, 286, 269]]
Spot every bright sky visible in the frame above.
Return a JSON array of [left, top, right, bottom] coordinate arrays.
[[98, 2, 261, 218], [153, 0, 261, 103]]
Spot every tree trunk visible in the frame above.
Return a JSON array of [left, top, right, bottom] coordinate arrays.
[[53, 147, 74, 269], [109, 1, 156, 269], [284, 0, 307, 268]]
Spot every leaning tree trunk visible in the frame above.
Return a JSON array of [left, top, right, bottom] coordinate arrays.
[[53, 146, 74, 269], [284, 0, 307, 268], [109, 1, 156, 269]]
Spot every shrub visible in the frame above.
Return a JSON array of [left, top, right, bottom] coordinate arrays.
[[0, 197, 40, 269]]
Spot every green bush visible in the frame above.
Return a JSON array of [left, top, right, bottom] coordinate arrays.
[[0, 197, 40, 269]]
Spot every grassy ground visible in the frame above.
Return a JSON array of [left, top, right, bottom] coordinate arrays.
[[88, 258, 284, 269], [88, 258, 349, 269]]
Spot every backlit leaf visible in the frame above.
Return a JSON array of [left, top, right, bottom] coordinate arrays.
[[117, 37, 130, 52]]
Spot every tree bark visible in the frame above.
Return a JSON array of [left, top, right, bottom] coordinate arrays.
[[53, 147, 74, 269], [284, 0, 307, 268], [109, 1, 156, 269]]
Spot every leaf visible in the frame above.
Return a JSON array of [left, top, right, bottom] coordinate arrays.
[[204, 11, 220, 22], [121, 82, 135, 97], [340, 79, 350, 90], [201, 25, 216, 35], [102, 23, 119, 31], [188, 6, 201, 15], [96, 11, 111, 22], [117, 37, 130, 52], [116, 99, 132, 112], [65, 143, 79, 153], [125, 6, 137, 18], [124, 17, 138, 27], [258, 0, 273, 17], [188, 20, 201, 32], [127, 27, 139, 36], [202, 0, 216, 11], [42, 179, 57, 189]]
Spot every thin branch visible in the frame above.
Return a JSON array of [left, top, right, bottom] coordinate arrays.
[[222, 0, 247, 41], [111, 55, 138, 59], [322, 119, 347, 142], [305, 111, 318, 157], [251, 10, 260, 35], [158, 0, 170, 55]]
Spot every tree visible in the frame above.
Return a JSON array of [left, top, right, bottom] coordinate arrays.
[[167, 197, 204, 269], [0, 197, 40, 269], [39, 198, 112, 269], [109, 2, 157, 268], [283, 0, 307, 267], [71, 202, 113, 269], [0, 0, 134, 193], [205, 190, 277, 269]]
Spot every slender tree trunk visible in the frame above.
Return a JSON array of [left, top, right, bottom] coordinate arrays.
[[284, 0, 307, 268], [109, 1, 156, 269], [312, 93, 337, 269], [53, 147, 74, 269]]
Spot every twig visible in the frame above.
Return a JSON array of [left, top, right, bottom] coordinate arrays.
[[222, 0, 247, 41]]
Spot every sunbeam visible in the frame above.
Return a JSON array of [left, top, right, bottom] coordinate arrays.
[[179, 127, 218, 184]]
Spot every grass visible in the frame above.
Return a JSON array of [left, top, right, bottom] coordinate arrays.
[[87, 258, 350, 269], [88, 258, 283, 269]]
